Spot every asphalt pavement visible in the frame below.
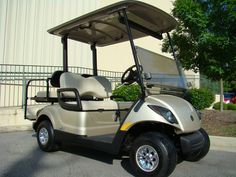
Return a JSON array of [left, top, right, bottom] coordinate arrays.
[[0, 131, 235, 177]]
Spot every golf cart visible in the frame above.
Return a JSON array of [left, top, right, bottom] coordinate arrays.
[[25, 1, 210, 177]]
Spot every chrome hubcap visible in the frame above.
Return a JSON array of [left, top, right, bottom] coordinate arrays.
[[136, 145, 159, 172], [39, 127, 49, 145]]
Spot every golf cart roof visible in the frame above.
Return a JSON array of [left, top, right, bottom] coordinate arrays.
[[48, 0, 177, 47]]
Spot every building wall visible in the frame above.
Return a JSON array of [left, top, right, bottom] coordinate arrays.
[[0, 0, 199, 78], [0, 0, 201, 108], [0, 0, 98, 68]]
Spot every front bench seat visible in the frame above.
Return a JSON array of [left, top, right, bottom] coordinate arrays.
[[60, 72, 131, 111], [60, 72, 112, 99]]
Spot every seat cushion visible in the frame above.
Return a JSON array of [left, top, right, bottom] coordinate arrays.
[[36, 91, 58, 98], [81, 101, 133, 110], [82, 100, 118, 110]]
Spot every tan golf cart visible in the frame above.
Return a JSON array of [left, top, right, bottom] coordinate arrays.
[[25, 1, 210, 177]]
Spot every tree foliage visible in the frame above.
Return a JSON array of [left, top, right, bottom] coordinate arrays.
[[162, 0, 236, 81], [224, 81, 236, 92]]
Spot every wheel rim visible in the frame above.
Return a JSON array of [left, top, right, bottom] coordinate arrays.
[[39, 127, 49, 145], [136, 145, 159, 172]]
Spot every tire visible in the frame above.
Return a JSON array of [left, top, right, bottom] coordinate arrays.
[[130, 132, 176, 177], [185, 128, 210, 162], [37, 120, 56, 152]]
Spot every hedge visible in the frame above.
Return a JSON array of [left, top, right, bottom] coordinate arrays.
[[185, 88, 215, 110], [112, 84, 141, 101], [213, 102, 236, 110]]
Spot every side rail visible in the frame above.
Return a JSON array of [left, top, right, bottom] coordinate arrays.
[[57, 88, 82, 111], [57, 88, 130, 113], [24, 78, 51, 119]]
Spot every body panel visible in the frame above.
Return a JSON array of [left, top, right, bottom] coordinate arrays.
[[37, 103, 130, 136], [121, 95, 201, 134]]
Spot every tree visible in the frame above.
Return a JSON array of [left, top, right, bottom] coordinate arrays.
[[162, 0, 236, 111]]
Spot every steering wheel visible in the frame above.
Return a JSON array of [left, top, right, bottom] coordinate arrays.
[[121, 65, 142, 85]]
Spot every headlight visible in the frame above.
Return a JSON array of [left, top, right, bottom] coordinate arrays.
[[148, 105, 178, 124]]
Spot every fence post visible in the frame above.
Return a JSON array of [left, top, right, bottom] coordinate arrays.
[[21, 66, 26, 109]]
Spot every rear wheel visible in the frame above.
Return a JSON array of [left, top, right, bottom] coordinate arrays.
[[37, 120, 57, 152], [130, 132, 176, 177]]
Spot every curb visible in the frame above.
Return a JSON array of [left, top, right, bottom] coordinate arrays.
[[0, 125, 32, 133], [210, 136, 236, 152]]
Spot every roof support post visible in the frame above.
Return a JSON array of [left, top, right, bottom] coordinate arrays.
[[91, 43, 98, 76], [121, 9, 146, 99], [61, 35, 68, 72]]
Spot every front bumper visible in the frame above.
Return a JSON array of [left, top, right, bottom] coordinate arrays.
[[180, 130, 205, 155]]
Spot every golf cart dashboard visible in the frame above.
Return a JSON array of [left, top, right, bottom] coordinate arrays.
[[145, 83, 186, 97]]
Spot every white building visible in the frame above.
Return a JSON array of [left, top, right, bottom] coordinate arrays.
[[0, 0, 199, 107], [0, 0, 98, 67], [0, 0, 198, 73]]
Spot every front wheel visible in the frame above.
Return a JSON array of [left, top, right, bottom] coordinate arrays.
[[130, 132, 176, 177], [37, 120, 57, 152]]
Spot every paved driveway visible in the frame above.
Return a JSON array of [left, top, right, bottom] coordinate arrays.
[[0, 131, 235, 177]]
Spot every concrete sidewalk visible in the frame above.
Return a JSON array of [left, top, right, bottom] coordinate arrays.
[[0, 107, 32, 132], [0, 107, 236, 152]]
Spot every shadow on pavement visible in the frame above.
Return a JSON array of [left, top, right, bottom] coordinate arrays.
[[121, 157, 136, 176], [60, 144, 136, 176], [60, 145, 115, 164], [9, 132, 136, 176], [1, 147, 45, 177]]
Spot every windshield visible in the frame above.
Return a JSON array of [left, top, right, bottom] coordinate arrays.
[[136, 46, 187, 90]]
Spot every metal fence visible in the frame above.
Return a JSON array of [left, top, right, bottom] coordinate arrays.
[[0, 64, 219, 108], [0, 64, 123, 108]]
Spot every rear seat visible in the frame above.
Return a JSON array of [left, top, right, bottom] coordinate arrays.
[[36, 91, 57, 98], [33, 70, 64, 102]]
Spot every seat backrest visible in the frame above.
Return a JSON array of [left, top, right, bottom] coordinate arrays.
[[60, 72, 112, 99], [50, 70, 64, 87]]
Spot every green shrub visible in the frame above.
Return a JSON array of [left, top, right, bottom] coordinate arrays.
[[186, 88, 215, 110], [227, 103, 236, 110], [213, 102, 228, 110], [213, 102, 236, 110], [112, 84, 141, 101]]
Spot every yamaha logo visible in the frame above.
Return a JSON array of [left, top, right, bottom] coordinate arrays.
[[190, 115, 194, 121]]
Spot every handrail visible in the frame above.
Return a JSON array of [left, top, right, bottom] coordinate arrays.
[[24, 78, 50, 119]]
